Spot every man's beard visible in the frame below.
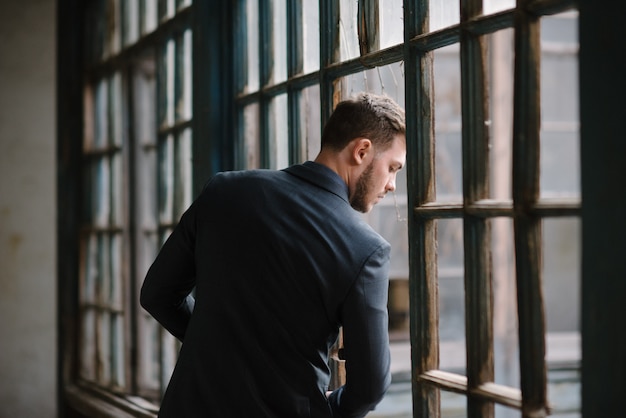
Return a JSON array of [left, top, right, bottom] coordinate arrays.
[[350, 161, 374, 213]]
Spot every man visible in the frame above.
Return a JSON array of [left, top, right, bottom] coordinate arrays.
[[140, 92, 406, 417]]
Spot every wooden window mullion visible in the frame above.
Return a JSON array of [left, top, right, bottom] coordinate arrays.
[[405, 0, 439, 417], [319, 0, 339, 127], [287, 0, 302, 164], [512, 2, 548, 417], [259, 0, 272, 168], [460, 1, 494, 418]]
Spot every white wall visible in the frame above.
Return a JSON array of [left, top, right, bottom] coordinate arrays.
[[0, 0, 57, 417]]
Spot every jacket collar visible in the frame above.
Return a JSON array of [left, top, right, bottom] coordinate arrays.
[[283, 161, 349, 204]]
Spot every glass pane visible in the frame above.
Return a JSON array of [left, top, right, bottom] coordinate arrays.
[[110, 234, 124, 311], [139, 315, 161, 392], [489, 29, 515, 201], [84, 85, 95, 150], [137, 232, 160, 392], [303, 0, 320, 73], [543, 218, 581, 416], [300, 85, 321, 162], [174, 128, 193, 219], [491, 218, 520, 391], [110, 73, 124, 148], [338, 0, 359, 61], [111, 153, 124, 226], [541, 11, 578, 43], [272, 0, 288, 84], [124, 0, 140, 46], [93, 158, 111, 227], [437, 218, 466, 373], [159, 39, 175, 128], [133, 55, 158, 230], [142, 0, 158, 35], [339, 62, 406, 105], [82, 234, 99, 305], [540, 131, 580, 197], [134, 56, 157, 147], [430, 0, 460, 32], [434, 44, 462, 202], [269, 94, 289, 169], [380, 0, 404, 49], [111, 313, 126, 388], [95, 78, 109, 150], [540, 13, 579, 199], [543, 219, 580, 334], [98, 233, 111, 305], [372, 202, 409, 280], [484, 0, 516, 15], [442, 391, 467, 417], [80, 309, 97, 381], [159, 134, 174, 223], [97, 311, 111, 385], [176, 30, 192, 122], [243, 102, 261, 169], [245, 0, 260, 92]]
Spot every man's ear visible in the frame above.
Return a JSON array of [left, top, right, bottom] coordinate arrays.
[[351, 138, 372, 165]]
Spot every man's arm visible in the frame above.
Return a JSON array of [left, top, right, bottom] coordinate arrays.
[[328, 243, 392, 418], [140, 201, 198, 341]]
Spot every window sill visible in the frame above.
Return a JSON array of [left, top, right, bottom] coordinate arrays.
[[64, 383, 158, 418]]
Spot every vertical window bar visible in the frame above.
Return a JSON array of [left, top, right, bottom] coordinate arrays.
[[287, 0, 303, 164], [259, 0, 272, 167], [233, 0, 248, 169], [405, 0, 439, 417], [319, 0, 340, 127], [460, 1, 494, 417], [512, 1, 548, 416], [357, 0, 379, 55]]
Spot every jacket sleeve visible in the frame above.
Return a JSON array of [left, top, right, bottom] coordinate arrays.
[[329, 242, 392, 418], [139, 199, 198, 342]]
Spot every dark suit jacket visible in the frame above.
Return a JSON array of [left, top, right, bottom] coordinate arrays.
[[140, 161, 391, 418]]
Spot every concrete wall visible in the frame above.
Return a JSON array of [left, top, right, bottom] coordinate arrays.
[[0, 0, 57, 417]]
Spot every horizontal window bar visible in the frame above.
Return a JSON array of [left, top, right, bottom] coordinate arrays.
[[414, 198, 580, 219], [528, 0, 578, 16], [418, 370, 523, 410]]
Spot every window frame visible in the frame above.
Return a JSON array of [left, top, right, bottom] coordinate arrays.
[[58, 1, 235, 415], [406, 1, 579, 417]]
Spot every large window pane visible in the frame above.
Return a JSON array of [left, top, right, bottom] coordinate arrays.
[[434, 44, 462, 202], [302, 0, 320, 73]]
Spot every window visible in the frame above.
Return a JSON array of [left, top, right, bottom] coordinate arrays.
[[64, 0, 581, 416], [78, 0, 193, 407]]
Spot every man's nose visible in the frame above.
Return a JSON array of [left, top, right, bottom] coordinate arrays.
[[386, 176, 396, 192]]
